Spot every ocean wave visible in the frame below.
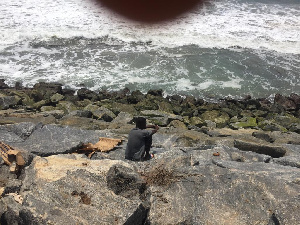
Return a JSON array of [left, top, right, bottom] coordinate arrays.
[[0, 0, 299, 53]]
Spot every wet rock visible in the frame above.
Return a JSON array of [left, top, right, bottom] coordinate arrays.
[[98, 89, 113, 100], [0, 79, 9, 89], [135, 99, 159, 111], [274, 93, 297, 111], [32, 82, 63, 101], [234, 140, 286, 158], [147, 89, 163, 97], [77, 88, 98, 101], [289, 93, 300, 107], [245, 98, 261, 110], [114, 87, 130, 101], [182, 95, 197, 109], [167, 94, 182, 104], [127, 90, 145, 104], [61, 88, 75, 98]]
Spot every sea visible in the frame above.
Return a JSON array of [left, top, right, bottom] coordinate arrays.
[[0, 0, 299, 100]]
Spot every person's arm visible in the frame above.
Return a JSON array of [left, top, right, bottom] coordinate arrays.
[[147, 124, 159, 134]]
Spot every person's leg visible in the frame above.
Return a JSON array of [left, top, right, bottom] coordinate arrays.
[[143, 136, 152, 160]]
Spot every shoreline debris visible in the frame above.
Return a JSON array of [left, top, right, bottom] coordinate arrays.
[[0, 141, 25, 173], [79, 137, 123, 158]]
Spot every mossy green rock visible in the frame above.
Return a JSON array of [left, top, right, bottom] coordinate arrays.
[[189, 116, 206, 128], [258, 120, 288, 132], [221, 107, 239, 117], [50, 93, 64, 103], [141, 110, 182, 126], [200, 110, 230, 128], [41, 106, 56, 112], [33, 100, 48, 110], [76, 99, 93, 108], [57, 101, 77, 113], [230, 117, 258, 129], [84, 104, 116, 122], [10, 91, 35, 106], [109, 102, 138, 116], [135, 99, 159, 111], [240, 110, 254, 117], [273, 114, 300, 128], [197, 103, 220, 113], [156, 101, 174, 114], [168, 120, 187, 129]]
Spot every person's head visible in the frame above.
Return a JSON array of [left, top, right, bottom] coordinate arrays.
[[135, 117, 146, 129]]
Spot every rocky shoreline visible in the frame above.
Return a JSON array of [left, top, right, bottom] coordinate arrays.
[[0, 80, 300, 224]]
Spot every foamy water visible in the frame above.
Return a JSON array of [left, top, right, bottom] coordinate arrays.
[[0, 0, 299, 98]]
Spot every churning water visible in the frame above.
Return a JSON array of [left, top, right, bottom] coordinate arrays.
[[0, 0, 299, 99]]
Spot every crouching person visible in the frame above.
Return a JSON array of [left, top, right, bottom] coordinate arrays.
[[125, 117, 159, 161]]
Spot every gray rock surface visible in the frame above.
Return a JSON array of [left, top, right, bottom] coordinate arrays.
[[0, 96, 19, 110], [0, 122, 299, 225], [8, 124, 106, 156], [234, 140, 286, 158], [18, 155, 143, 225], [145, 148, 300, 225]]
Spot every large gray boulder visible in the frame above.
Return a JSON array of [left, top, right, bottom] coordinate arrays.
[[144, 147, 300, 225], [84, 104, 116, 122], [8, 124, 106, 156], [0, 96, 19, 110], [17, 155, 144, 225]]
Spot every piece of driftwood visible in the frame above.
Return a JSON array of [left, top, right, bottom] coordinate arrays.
[[0, 141, 25, 172], [80, 137, 122, 154]]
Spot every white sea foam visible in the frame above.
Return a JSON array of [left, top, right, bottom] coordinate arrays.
[[0, 0, 299, 53], [0, 0, 299, 98]]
